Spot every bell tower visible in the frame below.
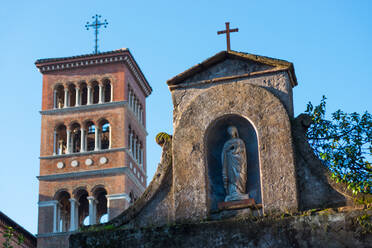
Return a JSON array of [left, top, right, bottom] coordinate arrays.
[[35, 48, 152, 247]]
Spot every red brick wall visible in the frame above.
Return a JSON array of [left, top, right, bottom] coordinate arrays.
[[0, 221, 36, 248], [37, 55, 149, 245]]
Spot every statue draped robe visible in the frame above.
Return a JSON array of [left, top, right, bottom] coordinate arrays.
[[221, 137, 248, 201]]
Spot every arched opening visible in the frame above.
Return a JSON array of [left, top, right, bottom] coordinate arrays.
[[75, 189, 89, 228], [91, 81, 99, 104], [85, 121, 96, 151], [55, 191, 70, 232], [100, 119, 110, 150], [103, 79, 111, 103], [54, 85, 64, 109], [68, 84, 76, 107], [70, 123, 81, 153], [94, 188, 108, 224], [55, 124, 67, 155], [206, 114, 260, 210], [80, 82, 88, 106]]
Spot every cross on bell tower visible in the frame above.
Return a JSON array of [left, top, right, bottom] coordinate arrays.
[[85, 14, 109, 54], [217, 22, 239, 52]]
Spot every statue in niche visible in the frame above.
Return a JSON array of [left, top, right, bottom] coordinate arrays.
[[221, 126, 249, 202]]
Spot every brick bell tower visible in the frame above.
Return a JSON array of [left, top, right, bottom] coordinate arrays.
[[35, 48, 152, 247]]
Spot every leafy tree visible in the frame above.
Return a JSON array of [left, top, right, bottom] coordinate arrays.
[[305, 96, 371, 194], [1, 226, 24, 248]]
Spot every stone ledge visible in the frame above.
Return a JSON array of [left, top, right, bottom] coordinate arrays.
[[37, 166, 146, 192], [39, 101, 127, 115], [40, 147, 127, 160], [217, 199, 257, 211], [36, 231, 72, 238]]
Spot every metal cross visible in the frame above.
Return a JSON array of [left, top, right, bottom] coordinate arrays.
[[217, 22, 239, 52], [85, 15, 109, 54]]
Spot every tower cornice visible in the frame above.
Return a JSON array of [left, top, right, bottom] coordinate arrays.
[[35, 48, 152, 97]]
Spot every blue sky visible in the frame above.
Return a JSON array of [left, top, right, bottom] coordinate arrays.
[[0, 0, 371, 234]]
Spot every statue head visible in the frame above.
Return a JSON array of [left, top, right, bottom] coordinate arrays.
[[227, 126, 239, 138]]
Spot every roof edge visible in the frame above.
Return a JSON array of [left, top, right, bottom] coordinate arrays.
[[35, 48, 152, 96], [166, 50, 298, 87]]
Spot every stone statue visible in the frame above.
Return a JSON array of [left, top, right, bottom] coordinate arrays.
[[221, 126, 249, 202]]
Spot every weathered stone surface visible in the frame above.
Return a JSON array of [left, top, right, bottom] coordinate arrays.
[[109, 137, 174, 229], [70, 209, 372, 248], [172, 82, 298, 222], [182, 58, 274, 84]]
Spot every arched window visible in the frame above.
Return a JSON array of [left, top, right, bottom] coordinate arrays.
[[100, 119, 110, 150], [70, 123, 81, 153], [68, 84, 76, 107], [91, 81, 99, 104], [75, 189, 89, 228], [80, 82, 88, 106], [103, 80, 111, 103], [55, 191, 70, 232], [94, 188, 108, 224], [54, 85, 64, 109], [85, 121, 96, 151], [55, 124, 67, 155]]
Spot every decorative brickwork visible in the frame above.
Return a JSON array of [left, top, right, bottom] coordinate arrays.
[[35, 49, 151, 248]]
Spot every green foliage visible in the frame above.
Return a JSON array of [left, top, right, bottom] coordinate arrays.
[[356, 214, 372, 233], [1, 225, 24, 248], [305, 96, 371, 194]]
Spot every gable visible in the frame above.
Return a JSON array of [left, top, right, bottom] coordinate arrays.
[[167, 51, 298, 87], [182, 58, 274, 84]]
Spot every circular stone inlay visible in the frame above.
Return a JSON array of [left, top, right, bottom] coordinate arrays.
[[71, 160, 79, 167], [85, 158, 93, 166], [57, 162, 64, 169], [99, 157, 108, 164]]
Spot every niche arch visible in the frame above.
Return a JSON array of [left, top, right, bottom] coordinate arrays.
[[205, 114, 261, 210]]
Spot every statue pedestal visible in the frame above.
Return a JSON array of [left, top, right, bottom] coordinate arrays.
[[218, 198, 258, 211]]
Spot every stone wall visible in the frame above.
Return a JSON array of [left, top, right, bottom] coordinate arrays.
[[70, 209, 372, 248]]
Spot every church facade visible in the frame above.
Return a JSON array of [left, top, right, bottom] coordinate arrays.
[[35, 48, 151, 247]]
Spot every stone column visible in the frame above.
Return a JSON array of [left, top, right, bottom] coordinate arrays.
[[75, 87, 80, 107], [110, 84, 113, 102], [133, 137, 137, 158], [64, 88, 69, 108], [69, 198, 78, 231], [53, 90, 57, 109], [52, 201, 59, 233], [80, 128, 85, 152], [109, 125, 112, 149], [53, 130, 57, 155], [87, 196, 97, 225], [56, 203, 61, 232], [140, 149, 143, 167], [137, 142, 140, 163], [98, 84, 104, 104], [94, 126, 100, 151], [66, 129, 71, 154], [129, 133, 133, 151], [87, 86, 92, 105]]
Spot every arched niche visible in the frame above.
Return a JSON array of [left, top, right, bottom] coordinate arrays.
[[172, 82, 298, 221], [206, 114, 261, 210]]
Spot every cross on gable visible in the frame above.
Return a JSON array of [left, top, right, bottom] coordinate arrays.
[[217, 22, 239, 51]]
